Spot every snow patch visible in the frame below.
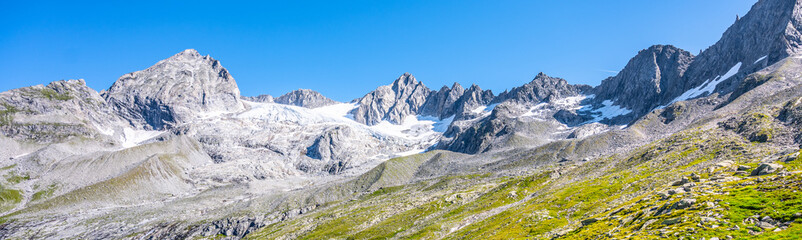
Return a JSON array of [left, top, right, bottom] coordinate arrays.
[[576, 98, 632, 123], [583, 100, 632, 122], [370, 115, 453, 140], [92, 123, 114, 136], [669, 62, 742, 105], [121, 128, 164, 148], [471, 103, 499, 114], [311, 102, 358, 121], [754, 55, 767, 64], [431, 115, 455, 132], [519, 95, 589, 120]]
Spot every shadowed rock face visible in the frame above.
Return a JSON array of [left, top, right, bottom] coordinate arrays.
[[679, 0, 802, 97], [592, 45, 694, 116], [438, 102, 525, 154], [420, 83, 465, 119], [104, 49, 244, 130], [274, 89, 338, 108], [582, 0, 802, 126]]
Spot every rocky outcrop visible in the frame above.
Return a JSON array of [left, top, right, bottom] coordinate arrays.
[[672, 0, 802, 105], [439, 102, 527, 154], [304, 126, 356, 174], [242, 94, 274, 103], [104, 49, 244, 130], [591, 45, 694, 116], [350, 73, 433, 125], [420, 83, 465, 119], [274, 89, 338, 108], [494, 72, 590, 104], [437, 73, 590, 153], [452, 84, 495, 120], [0, 79, 123, 143]]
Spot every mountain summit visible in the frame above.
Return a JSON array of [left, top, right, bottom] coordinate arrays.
[[274, 89, 338, 108], [592, 45, 694, 116], [104, 49, 244, 129]]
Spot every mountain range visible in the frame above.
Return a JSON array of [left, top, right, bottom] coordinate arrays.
[[2, 0, 802, 239]]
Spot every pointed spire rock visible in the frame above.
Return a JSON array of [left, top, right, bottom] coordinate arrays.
[[675, 0, 802, 101], [105, 49, 243, 130], [591, 45, 694, 116]]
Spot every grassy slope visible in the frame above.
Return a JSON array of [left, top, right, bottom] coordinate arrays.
[[244, 123, 801, 239]]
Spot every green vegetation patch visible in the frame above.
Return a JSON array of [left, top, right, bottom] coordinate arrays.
[[0, 185, 22, 213], [31, 184, 58, 202], [37, 88, 72, 101], [0, 102, 19, 126], [4, 171, 30, 184]]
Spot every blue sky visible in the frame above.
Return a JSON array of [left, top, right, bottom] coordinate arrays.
[[1, 1, 755, 102]]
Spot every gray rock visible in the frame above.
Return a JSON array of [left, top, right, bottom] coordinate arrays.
[[104, 49, 244, 130], [592, 45, 694, 118], [554, 109, 594, 127], [662, 217, 682, 225], [304, 126, 357, 174], [0, 79, 125, 144], [437, 102, 526, 154], [494, 72, 590, 104], [676, 198, 696, 210], [350, 73, 433, 125], [420, 83, 465, 119], [751, 163, 784, 176], [274, 89, 338, 108], [700, 0, 802, 102], [242, 94, 274, 103], [581, 218, 599, 226], [450, 84, 494, 120], [786, 152, 800, 162]]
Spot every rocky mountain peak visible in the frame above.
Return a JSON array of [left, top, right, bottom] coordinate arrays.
[[591, 44, 694, 116], [495, 72, 590, 104], [274, 89, 338, 108], [350, 73, 434, 125], [674, 0, 802, 102], [104, 49, 243, 130], [451, 82, 464, 91], [391, 72, 421, 91], [170, 48, 202, 59]]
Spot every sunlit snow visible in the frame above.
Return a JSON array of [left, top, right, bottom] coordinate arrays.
[[754, 55, 767, 64], [471, 103, 499, 114], [668, 62, 742, 105], [121, 128, 164, 148], [582, 100, 632, 122]]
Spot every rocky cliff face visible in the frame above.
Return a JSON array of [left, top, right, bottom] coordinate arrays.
[[350, 73, 433, 125], [660, 0, 802, 109], [104, 49, 244, 130], [420, 83, 465, 119], [451, 84, 495, 120], [591, 45, 694, 116], [274, 89, 338, 108], [0, 79, 127, 146]]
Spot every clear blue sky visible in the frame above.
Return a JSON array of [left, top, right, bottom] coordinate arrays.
[[1, 0, 755, 102]]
